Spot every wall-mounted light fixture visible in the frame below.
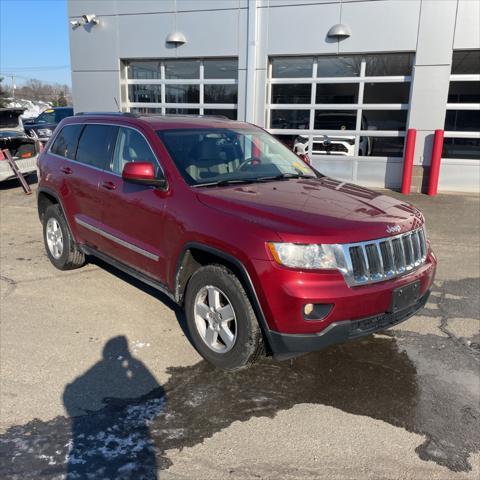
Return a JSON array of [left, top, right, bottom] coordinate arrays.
[[70, 14, 100, 29], [165, 31, 187, 46], [326, 24, 351, 40], [82, 14, 100, 25]]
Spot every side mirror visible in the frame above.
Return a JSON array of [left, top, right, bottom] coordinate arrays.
[[122, 162, 167, 188]]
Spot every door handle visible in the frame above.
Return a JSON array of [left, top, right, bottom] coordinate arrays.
[[61, 166, 72, 175], [101, 181, 116, 191]]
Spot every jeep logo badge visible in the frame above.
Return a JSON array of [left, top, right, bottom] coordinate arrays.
[[386, 225, 401, 234]]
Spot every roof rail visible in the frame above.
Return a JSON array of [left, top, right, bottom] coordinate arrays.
[[75, 111, 138, 117], [139, 113, 231, 120]]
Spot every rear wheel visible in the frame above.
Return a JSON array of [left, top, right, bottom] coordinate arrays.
[[42, 204, 85, 270], [185, 264, 264, 370]]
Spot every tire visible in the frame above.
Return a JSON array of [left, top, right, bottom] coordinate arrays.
[[184, 264, 264, 370], [42, 204, 85, 270]]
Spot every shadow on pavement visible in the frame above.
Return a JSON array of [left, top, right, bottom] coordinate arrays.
[[63, 336, 162, 479], [0, 327, 478, 479]]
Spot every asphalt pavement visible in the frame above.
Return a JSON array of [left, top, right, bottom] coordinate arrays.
[[0, 178, 479, 480]]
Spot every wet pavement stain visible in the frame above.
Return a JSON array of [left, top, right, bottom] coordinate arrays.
[[0, 331, 478, 479]]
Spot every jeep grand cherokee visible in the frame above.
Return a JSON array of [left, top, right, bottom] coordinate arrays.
[[37, 113, 436, 369]]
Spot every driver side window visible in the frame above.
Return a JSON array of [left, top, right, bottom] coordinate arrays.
[[110, 127, 159, 176]]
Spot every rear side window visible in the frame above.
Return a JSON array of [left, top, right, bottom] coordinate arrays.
[[50, 124, 83, 160], [76, 124, 118, 169]]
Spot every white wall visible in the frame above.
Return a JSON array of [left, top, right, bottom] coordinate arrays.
[[68, 0, 480, 192]]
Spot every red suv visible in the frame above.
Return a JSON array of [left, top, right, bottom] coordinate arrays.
[[37, 113, 436, 369]]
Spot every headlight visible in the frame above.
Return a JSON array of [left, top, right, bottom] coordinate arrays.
[[267, 242, 344, 270], [38, 128, 52, 137]]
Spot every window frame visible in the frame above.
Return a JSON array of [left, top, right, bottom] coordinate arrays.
[[443, 50, 480, 160], [49, 123, 84, 160], [266, 54, 413, 158], [107, 125, 165, 178], [122, 58, 239, 118]]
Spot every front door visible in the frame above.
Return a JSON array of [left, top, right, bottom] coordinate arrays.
[[97, 126, 168, 283]]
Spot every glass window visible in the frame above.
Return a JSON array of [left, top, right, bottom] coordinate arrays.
[[204, 59, 238, 79], [35, 110, 56, 124], [314, 111, 357, 130], [271, 110, 310, 129], [166, 108, 199, 115], [451, 50, 480, 75], [110, 127, 159, 175], [131, 107, 163, 114], [164, 60, 200, 79], [316, 84, 359, 103], [204, 84, 238, 103], [363, 83, 410, 103], [309, 134, 356, 156], [364, 53, 414, 76], [447, 82, 480, 103], [317, 55, 361, 77], [158, 128, 316, 185], [445, 110, 480, 132], [363, 137, 405, 157], [203, 109, 238, 120], [50, 124, 83, 160], [165, 85, 200, 103], [272, 84, 311, 104], [128, 85, 162, 103], [443, 138, 480, 160], [363, 110, 408, 131], [272, 134, 299, 150], [76, 125, 118, 169], [272, 57, 313, 78], [127, 61, 161, 79]]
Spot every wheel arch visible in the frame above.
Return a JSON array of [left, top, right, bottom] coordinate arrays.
[[174, 243, 274, 352], [37, 187, 78, 242]]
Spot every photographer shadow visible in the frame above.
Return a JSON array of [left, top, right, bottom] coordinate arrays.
[[63, 336, 164, 480]]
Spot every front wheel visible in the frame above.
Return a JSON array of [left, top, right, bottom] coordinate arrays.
[[184, 264, 264, 370]]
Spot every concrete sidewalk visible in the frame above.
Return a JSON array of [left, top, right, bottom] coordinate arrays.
[[0, 180, 479, 479]]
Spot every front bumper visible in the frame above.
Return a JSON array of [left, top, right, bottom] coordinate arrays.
[[269, 289, 430, 358]]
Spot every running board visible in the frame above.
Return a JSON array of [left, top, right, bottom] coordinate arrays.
[[81, 245, 177, 303]]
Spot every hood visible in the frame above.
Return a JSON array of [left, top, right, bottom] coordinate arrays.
[[196, 177, 424, 244]]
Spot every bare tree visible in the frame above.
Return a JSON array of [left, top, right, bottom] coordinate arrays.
[[15, 79, 72, 105]]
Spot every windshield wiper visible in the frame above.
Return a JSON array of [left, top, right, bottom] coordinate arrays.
[[257, 173, 316, 182], [195, 178, 267, 188]]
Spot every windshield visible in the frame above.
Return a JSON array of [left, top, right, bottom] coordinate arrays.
[[158, 128, 317, 186]]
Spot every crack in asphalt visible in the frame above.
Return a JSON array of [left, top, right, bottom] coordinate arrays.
[[420, 278, 480, 356], [0, 275, 17, 299]]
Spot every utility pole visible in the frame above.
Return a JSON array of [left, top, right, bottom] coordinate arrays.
[[11, 74, 16, 101]]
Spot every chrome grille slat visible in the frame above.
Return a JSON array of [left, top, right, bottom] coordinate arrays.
[[341, 227, 428, 286]]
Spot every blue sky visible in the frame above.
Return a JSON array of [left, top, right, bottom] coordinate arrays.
[[0, 0, 71, 86]]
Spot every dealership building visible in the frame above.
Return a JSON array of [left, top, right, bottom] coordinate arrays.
[[68, 0, 479, 192]]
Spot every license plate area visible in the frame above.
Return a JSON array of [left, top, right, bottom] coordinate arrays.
[[390, 280, 421, 313]]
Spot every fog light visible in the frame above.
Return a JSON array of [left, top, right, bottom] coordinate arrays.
[[303, 303, 333, 321], [304, 304, 314, 315]]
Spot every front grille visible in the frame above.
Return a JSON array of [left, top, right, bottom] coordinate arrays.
[[341, 227, 428, 286], [313, 142, 348, 153]]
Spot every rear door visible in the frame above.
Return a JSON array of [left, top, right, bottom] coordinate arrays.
[[97, 126, 168, 282], [55, 123, 118, 248]]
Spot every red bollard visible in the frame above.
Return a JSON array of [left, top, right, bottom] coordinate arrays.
[[428, 129, 444, 196], [401, 129, 416, 194]]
